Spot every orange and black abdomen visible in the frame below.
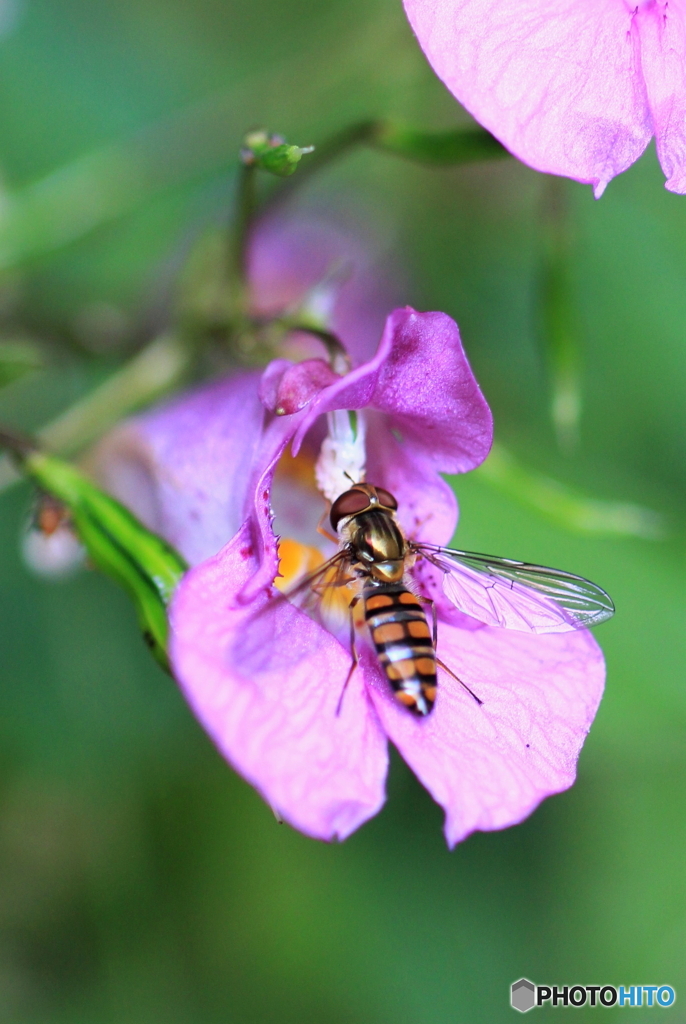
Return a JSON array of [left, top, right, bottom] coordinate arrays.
[[363, 586, 437, 715]]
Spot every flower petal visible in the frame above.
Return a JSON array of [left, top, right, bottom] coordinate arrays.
[[366, 308, 493, 474], [292, 308, 491, 543], [295, 306, 492, 466], [404, 0, 652, 196], [170, 522, 389, 841], [90, 372, 264, 566], [364, 411, 459, 546], [366, 622, 604, 847], [638, 0, 686, 194], [248, 211, 404, 366], [260, 358, 341, 415]]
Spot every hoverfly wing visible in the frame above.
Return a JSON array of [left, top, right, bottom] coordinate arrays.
[[276, 549, 353, 625], [411, 543, 614, 634], [239, 550, 353, 678]]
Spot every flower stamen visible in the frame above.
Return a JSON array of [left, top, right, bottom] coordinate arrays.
[[315, 409, 366, 503]]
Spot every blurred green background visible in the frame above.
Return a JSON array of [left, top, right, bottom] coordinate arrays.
[[0, 0, 684, 1021]]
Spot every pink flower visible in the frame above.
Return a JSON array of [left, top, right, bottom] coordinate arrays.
[[92, 213, 605, 846], [162, 307, 605, 846], [91, 209, 402, 565], [403, 0, 686, 196]]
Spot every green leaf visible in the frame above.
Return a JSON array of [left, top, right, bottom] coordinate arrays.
[[21, 450, 188, 671], [475, 443, 668, 541], [0, 339, 44, 387]]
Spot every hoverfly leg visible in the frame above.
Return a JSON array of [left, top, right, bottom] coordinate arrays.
[[336, 652, 358, 718], [435, 656, 483, 707], [311, 573, 355, 599], [424, 598, 438, 649], [414, 595, 438, 648], [336, 596, 361, 717], [418, 597, 480, 705], [316, 507, 338, 543]]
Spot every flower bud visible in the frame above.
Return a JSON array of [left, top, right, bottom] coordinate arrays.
[[240, 130, 314, 177]]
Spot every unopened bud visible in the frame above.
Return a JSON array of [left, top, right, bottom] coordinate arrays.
[[240, 130, 314, 177], [22, 494, 86, 578], [22, 524, 85, 578]]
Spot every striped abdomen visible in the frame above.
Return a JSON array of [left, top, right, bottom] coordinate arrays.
[[363, 585, 437, 716]]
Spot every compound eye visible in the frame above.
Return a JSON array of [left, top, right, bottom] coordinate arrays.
[[375, 487, 398, 510], [330, 488, 370, 530]]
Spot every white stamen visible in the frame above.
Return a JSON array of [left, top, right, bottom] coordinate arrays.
[[315, 409, 366, 502]]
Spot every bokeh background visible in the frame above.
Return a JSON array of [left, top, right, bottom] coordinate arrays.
[[0, 0, 684, 1020]]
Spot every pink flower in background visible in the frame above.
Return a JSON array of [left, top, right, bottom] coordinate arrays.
[[163, 308, 604, 846], [92, 210, 402, 565], [403, 0, 686, 196]]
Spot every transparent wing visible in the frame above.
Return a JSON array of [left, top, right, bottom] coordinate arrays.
[[239, 549, 355, 678], [274, 548, 355, 629], [412, 542, 614, 634]]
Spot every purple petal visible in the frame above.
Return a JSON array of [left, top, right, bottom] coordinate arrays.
[[90, 372, 265, 565], [638, 1, 686, 194], [366, 308, 493, 474], [295, 308, 492, 473], [258, 359, 292, 412], [293, 307, 492, 544], [364, 411, 459, 546], [170, 522, 389, 841], [404, 0, 652, 196], [366, 622, 605, 847], [248, 211, 405, 365], [260, 358, 341, 415]]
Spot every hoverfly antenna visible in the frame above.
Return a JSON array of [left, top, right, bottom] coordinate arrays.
[[343, 471, 356, 485]]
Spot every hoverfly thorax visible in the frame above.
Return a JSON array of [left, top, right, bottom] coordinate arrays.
[[330, 484, 406, 584], [349, 511, 406, 583]]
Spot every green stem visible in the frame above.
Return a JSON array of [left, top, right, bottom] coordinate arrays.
[[540, 177, 582, 453], [260, 120, 507, 217], [268, 320, 351, 372], [0, 332, 191, 495], [19, 446, 187, 671], [228, 161, 258, 310], [373, 123, 507, 164], [40, 333, 190, 455]]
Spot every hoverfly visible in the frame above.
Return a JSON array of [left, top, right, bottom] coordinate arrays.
[[273, 482, 614, 717]]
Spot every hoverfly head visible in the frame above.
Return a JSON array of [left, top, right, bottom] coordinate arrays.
[[329, 483, 399, 532]]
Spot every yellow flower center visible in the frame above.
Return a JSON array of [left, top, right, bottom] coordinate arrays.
[[275, 537, 325, 591]]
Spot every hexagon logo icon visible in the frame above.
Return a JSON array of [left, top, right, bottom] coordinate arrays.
[[511, 978, 536, 1012]]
